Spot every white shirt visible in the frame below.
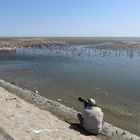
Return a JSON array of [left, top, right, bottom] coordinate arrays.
[[82, 106, 104, 134]]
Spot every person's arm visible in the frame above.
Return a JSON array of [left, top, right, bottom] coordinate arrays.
[[77, 113, 84, 125], [102, 111, 104, 128]]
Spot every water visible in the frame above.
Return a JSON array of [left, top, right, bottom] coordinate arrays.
[[0, 39, 140, 135]]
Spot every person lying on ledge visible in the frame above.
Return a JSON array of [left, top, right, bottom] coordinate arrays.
[[77, 97, 104, 135]]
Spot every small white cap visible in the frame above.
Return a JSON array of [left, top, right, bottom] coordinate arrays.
[[88, 98, 96, 106]]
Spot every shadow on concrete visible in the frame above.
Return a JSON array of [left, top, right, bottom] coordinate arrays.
[[69, 123, 110, 140], [69, 123, 97, 136]]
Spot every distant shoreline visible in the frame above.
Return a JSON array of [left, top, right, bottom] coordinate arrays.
[[0, 38, 140, 49]]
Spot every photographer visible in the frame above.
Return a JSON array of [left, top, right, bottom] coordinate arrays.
[[77, 97, 104, 135]]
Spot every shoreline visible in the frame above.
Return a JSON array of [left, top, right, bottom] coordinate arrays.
[[0, 79, 139, 140], [0, 38, 140, 48]]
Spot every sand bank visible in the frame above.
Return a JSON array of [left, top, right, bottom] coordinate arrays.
[[0, 79, 139, 140]]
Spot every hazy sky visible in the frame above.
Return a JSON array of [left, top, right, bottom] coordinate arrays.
[[0, 0, 140, 37]]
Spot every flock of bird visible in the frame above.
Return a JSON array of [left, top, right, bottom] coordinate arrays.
[[0, 40, 140, 58]]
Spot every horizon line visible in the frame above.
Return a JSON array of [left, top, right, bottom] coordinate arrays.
[[0, 36, 140, 38]]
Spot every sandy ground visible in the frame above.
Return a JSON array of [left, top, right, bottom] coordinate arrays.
[[0, 86, 100, 140]]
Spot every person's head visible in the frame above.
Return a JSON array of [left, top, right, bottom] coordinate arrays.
[[87, 98, 96, 107]]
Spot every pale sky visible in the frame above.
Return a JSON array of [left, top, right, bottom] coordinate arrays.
[[0, 0, 140, 37]]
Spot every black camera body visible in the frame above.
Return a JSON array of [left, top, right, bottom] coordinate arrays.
[[78, 97, 88, 108]]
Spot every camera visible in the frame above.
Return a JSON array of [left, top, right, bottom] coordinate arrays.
[[78, 97, 88, 108]]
